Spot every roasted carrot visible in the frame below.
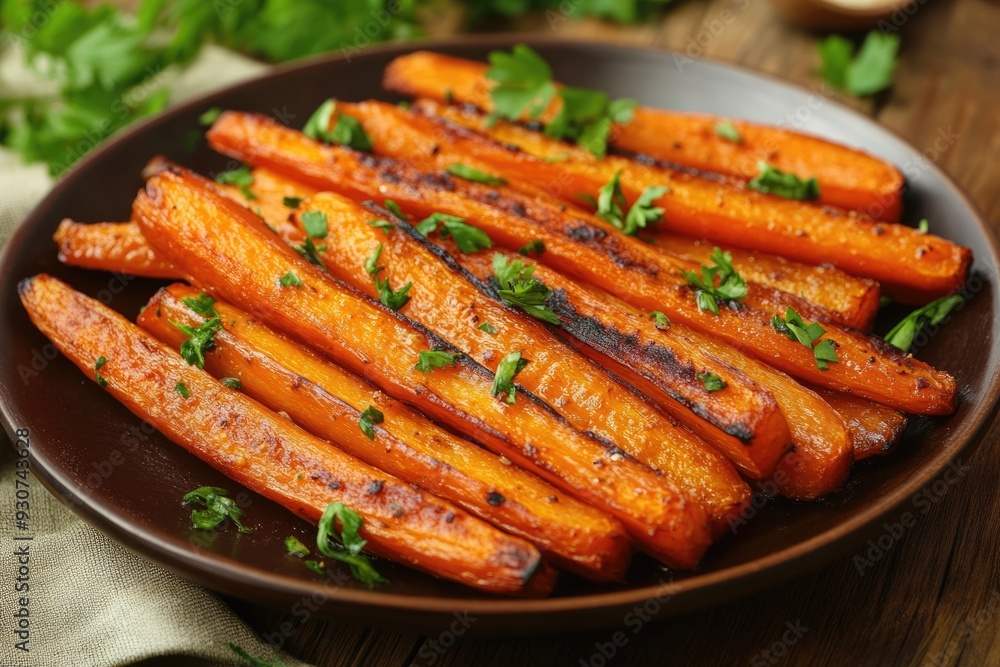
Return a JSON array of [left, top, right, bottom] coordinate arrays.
[[206, 112, 958, 415], [54, 220, 177, 279], [20, 273, 555, 595], [815, 388, 908, 460], [397, 99, 970, 303], [382, 51, 905, 221], [132, 165, 714, 568], [288, 192, 756, 513], [140, 284, 631, 580], [450, 247, 853, 500]]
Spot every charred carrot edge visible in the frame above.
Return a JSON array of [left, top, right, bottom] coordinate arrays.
[[402, 99, 970, 303], [140, 284, 632, 581], [54, 220, 177, 279], [814, 388, 908, 460], [132, 165, 714, 568], [382, 51, 905, 221], [206, 112, 957, 415], [20, 273, 555, 595], [648, 235, 881, 333], [289, 192, 754, 520]]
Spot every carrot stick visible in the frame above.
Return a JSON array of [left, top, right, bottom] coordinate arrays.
[[815, 388, 908, 460], [19, 273, 555, 595], [132, 165, 714, 568], [397, 99, 969, 303], [140, 284, 631, 581], [206, 112, 958, 415], [382, 51, 905, 221], [54, 220, 177, 279]]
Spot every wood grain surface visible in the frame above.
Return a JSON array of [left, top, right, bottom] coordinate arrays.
[[220, 1, 1000, 665]]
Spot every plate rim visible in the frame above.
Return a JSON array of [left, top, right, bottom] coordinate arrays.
[[2, 33, 999, 622]]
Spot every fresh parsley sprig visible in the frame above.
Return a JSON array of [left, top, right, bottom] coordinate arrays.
[[713, 121, 741, 143], [300, 210, 329, 239], [182, 293, 218, 318], [94, 356, 109, 388], [491, 351, 529, 404], [302, 99, 373, 152], [697, 372, 726, 392], [414, 350, 462, 373], [216, 166, 256, 200], [359, 405, 384, 440], [818, 31, 901, 98], [491, 254, 560, 326], [682, 248, 748, 315], [183, 486, 251, 533], [415, 212, 493, 253], [316, 501, 386, 586], [446, 163, 507, 185], [884, 295, 964, 353], [227, 643, 287, 667], [583, 170, 668, 236], [772, 307, 840, 370], [748, 162, 820, 201], [170, 317, 222, 369]]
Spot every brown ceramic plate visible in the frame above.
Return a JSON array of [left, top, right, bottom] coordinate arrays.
[[1, 37, 998, 635]]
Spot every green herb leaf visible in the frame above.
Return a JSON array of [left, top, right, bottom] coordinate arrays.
[[917, 219, 929, 234], [316, 501, 386, 586], [183, 486, 250, 533], [649, 311, 671, 330], [682, 248, 748, 315], [589, 170, 667, 235], [772, 307, 840, 370], [182, 292, 218, 318], [283, 196, 302, 208], [492, 254, 560, 325], [384, 200, 408, 220], [284, 536, 310, 558], [216, 165, 256, 200], [416, 213, 492, 253], [491, 351, 529, 404], [300, 210, 328, 239], [227, 642, 287, 667], [94, 356, 109, 387], [220, 377, 242, 390], [367, 219, 394, 234], [174, 381, 191, 398], [198, 106, 222, 126], [365, 244, 384, 276], [170, 317, 222, 368], [293, 237, 328, 271], [714, 121, 741, 143], [818, 32, 901, 98], [748, 162, 820, 200], [446, 163, 507, 185], [375, 276, 412, 311], [302, 99, 372, 152], [279, 271, 302, 287], [358, 405, 384, 440], [478, 322, 499, 334], [414, 350, 462, 373], [884, 295, 964, 353], [697, 372, 726, 392], [519, 239, 546, 256]]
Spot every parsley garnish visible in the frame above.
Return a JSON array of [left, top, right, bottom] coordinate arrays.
[[316, 501, 386, 586], [772, 307, 841, 370], [182, 292, 218, 317], [285, 535, 310, 558], [649, 311, 671, 330], [300, 210, 328, 239], [283, 196, 302, 208], [174, 382, 191, 398], [375, 275, 412, 311], [94, 356, 109, 387], [368, 219, 394, 233], [884, 295, 964, 353], [293, 237, 328, 271], [416, 213, 493, 253], [279, 271, 302, 287], [359, 405, 384, 440], [682, 248, 747, 315], [446, 163, 507, 185], [198, 106, 222, 126], [478, 322, 499, 334], [714, 121, 741, 143], [216, 165, 256, 200], [227, 643, 287, 667], [584, 170, 668, 235], [491, 351, 529, 404], [917, 219, 929, 234], [170, 317, 222, 368], [302, 99, 372, 152], [220, 377, 242, 390], [384, 200, 408, 220], [414, 350, 461, 373], [492, 254, 561, 325], [365, 244, 384, 276], [519, 239, 545, 256], [485, 44, 636, 158], [182, 486, 250, 533], [748, 162, 820, 200], [697, 372, 726, 392], [818, 32, 900, 98]]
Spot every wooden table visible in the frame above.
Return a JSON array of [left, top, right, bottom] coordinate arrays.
[[212, 1, 1000, 665]]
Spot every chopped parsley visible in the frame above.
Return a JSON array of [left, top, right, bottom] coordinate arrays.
[[365, 244, 384, 276], [367, 219, 394, 234], [415, 212, 493, 254], [519, 239, 545, 256], [478, 322, 499, 334], [175, 382, 191, 398], [748, 162, 820, 201], [215, 165, 256, 200], [293, 237, 328, 271], [917, 219, 929, 234], [682, 248, 747, 315], [884, 295, 964, 353], [414, 350, 461, 373], [198, 106, 222, 126], [714, 121, 742, 143], [697, 372, 726, 392], [284, 535, 310, 558], [446, 163, 507, 185], [316, 501, 386, 586], [170, 317, 222, 368], [302, 98, 372, 152], [492, 254, 560, 326], [485, 44, 636, 158], [649, 311, 671, 330], [772, 307, 841, 370], [182, 293, 218, 318], [300, 210, 328, 239], [384, 200, 408, 220], [279, 271, 302, 287], [374, 275, 412, 311], [359, 405, 384, 440], [226, 643, 287, 667], [491, 351, 529, 404], [584, 170, 668, 236], [183, 487, 249, 533], [283, 196, 303, 208], [818, 32, 900, 98], [220, 377, 242, 390], [94, 356, 109, 387]]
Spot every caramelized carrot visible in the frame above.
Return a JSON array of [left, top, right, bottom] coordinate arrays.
[[132, 165, 714, 568], [54, 220, 176, 279], [289, 192, 755, 514], [397, 99, 969, 303], [815, 388, 908, 460], [382, 51, 905, 221], [19, 273, 555, 595], [451, 247, 853, 500], [140, 284, 630, 580], [206, 112, 957, 415]]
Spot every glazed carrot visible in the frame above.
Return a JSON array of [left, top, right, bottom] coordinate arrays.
[[140, 284, 631, 580], [54, 220, 176, 279], [19, 273, 555, 595], [382, 51, 905, 221], [815, 388, 908, 460], [288, 193, 756, 514], [206, 112, 957, 415], [132, 165, 714, 568], [398, 99, 970, 303], [451, 247, 852, 500]]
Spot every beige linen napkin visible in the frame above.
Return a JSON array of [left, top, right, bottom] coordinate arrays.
[[0, 45, 314, 667]]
